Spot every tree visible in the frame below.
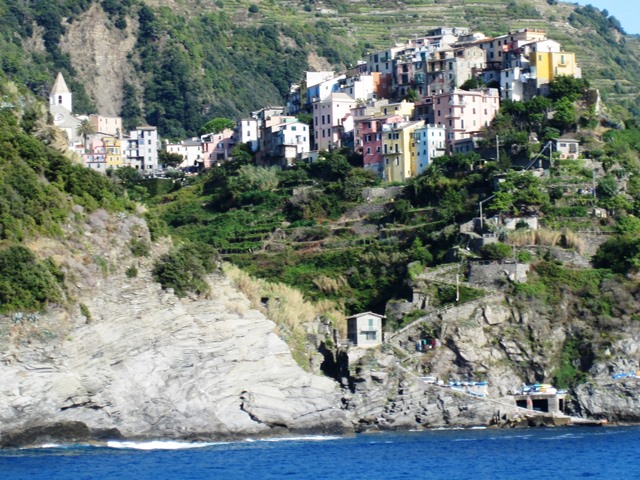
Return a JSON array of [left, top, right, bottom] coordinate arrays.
[[549, 75, 589, 102], [551, 98, 577, 132], [460, 77, 483, 91], [403, 88, 419, 103], [201, 117, 235, 135], [481, 242, 513, 261], [76, 119, 95, 150], [159, 149, 184, 168], [230, 143, 253, 164]]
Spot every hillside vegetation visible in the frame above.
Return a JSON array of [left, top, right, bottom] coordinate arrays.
[[0, 0, 639, 137]]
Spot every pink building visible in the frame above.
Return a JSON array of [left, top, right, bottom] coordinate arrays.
[[82, 138, 107, 171], [202, 129, 236, 168], [313, 93, 356, 151], [432, 88, 500, 153], [355, 114, 403, 177]]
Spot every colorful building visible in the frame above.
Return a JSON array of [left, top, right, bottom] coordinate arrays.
[[104, 135, 124, 169], [432, 88, 500, 153], [382, 120, 425, 182], [313, 92, 356, 151]]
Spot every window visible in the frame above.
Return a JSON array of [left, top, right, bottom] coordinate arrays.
[[366, 147, 371, 154], [364, 332, 377, 341]]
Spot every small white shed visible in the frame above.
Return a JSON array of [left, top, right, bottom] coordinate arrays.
[[347, 312, 385, 347]]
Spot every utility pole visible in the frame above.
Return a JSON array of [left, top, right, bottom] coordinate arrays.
[[496, 134, 500, 165]]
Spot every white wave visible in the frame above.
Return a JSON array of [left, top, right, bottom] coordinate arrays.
[[257, 435, 342, 443], [106, 440, 223, 450]]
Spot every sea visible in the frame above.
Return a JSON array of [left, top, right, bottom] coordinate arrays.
[[1, 426, 637, 480]]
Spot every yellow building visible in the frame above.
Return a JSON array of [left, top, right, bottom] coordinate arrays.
[[383, 120, 424, 182], [103, 135, 124, 168], [530, 51, 580, 85]]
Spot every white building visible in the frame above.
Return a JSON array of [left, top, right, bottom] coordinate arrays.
[[413, 124, 447, 175], [347, 312, 385, 347], [272, 120, 310, 166], [125, 126, 159, 172], [165, 138, 203, 168], [237, 118, 259, 152], [49, 72, 82, 150]]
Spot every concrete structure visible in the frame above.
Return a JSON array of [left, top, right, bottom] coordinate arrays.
[[49, 72, 73, 113], [513, 390, 567, 414], [263, 119, 310, 166], [82, 138, 107, 171], [530, 49, 581, 89], [355, 114, 403, 178], [338, 73, 377, 103], [104, 135, 124, 169], [49, 72, 82, 150], [347, 312, 385, 347], [124, 126, 159, 172], [425, 46, 486, 96], [237, 118, 259, 152]]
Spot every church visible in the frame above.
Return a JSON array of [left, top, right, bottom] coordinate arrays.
[[49, 72, 83, 150]]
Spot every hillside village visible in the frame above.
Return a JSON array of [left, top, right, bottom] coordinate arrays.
[[57, 26, 584, 180], [6, 7, 640, 443]]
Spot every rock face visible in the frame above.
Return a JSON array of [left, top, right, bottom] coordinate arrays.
[[0, 271, 347, 445], [4, 209, 640, 446], [0, 211, 347, 447]]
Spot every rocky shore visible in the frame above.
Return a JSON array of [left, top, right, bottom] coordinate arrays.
[[2, 211, 640, 448]]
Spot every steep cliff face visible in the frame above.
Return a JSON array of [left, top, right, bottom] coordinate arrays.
[[0, 210, 347, 447], [60, 4, 137, 116], [343, 286, 640, 431]]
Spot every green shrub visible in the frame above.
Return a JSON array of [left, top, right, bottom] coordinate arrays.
[[152, 242, 219, 297], [130, 238, 151, 257], [0, 245, 64, 313], [79, 303, 92, 322], [481, 242, 513, 261], [516, 250, 533, 263], [126, 265, 138, 278]]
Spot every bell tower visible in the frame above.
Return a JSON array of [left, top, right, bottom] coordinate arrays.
[[49, 72, 73, 113]]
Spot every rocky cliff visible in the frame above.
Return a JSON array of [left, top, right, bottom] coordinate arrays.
[[3, 209, 640, 447], [0, 209, 347, 447]]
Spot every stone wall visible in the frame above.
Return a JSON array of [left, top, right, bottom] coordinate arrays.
[[467, 262, 529, 288]]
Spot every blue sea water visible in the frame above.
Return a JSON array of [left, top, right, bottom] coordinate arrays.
[[1, 426, 638, 480]]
